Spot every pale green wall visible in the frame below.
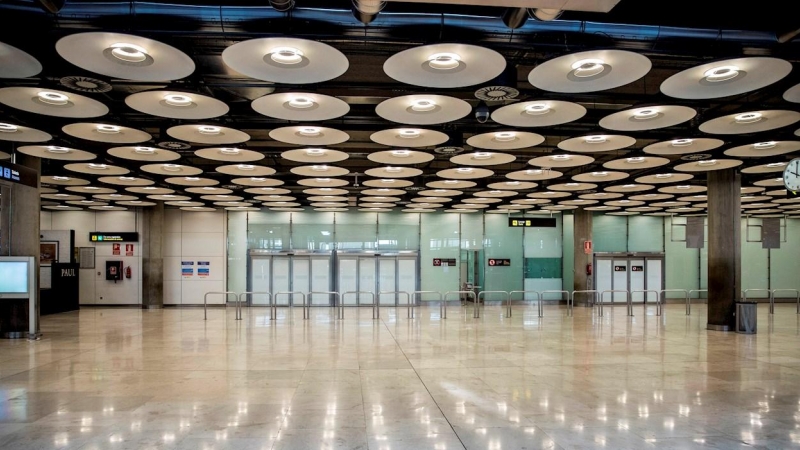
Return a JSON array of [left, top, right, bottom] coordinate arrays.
[[664, 216, 701, 299], [562, 214, 575, 296], [628, 216, 664, 252], [592, 215, 627, 252], [484, 214, 524, 295], [420, 213, 460, 294]]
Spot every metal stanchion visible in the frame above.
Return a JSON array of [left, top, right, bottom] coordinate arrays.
[[659, 289, 689, 315], [631, 289, 661, 316], [342, 291, 377, 319], [571, 290, 599, 316], [743, 289, 772, 315], [772, 289, 800, 314], [476, 291, 509, 318], [203, 291, 238, 320], [307, 291, 342, 319], [443, 291, 475, 319], [508, 291, 543, 318], [275, 291, 307, 319], [378, 291, 412, 318], [540, 290, 571, 317], [412, 291, 442, 319], [599, 290, 629, 317], [237, 292, 272, 320], [687, 289, 707, 316]]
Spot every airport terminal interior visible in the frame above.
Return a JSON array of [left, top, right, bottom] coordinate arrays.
[[2, 0, 800, 448]]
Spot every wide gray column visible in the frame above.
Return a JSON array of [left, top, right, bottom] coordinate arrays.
[[707, 169, 741, 331], [0, 154, 40, 338], [141, 202, 165, 309], [573, 209, 593, 303]]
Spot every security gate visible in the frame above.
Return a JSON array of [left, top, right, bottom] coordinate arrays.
[[337, 252, 419, 305], [248, 250, 333, 306], [594, 253, 665, 303]]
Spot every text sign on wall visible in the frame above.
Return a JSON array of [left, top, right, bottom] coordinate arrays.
[[488, 258, 511, 267], [631, 266, 644, 272], [433, 258, 457, 267], [0, 161, 37, 188], [614, 265, 627, 272], [508, 218, 557, 228], [90, 232, 139, 242]]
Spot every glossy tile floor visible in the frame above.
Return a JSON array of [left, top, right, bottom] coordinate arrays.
[[2, 302, 800, 449]]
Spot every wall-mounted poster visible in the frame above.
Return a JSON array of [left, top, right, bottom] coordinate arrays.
[[197, 261, 210, 277], [40, 241, 59, 266], [181, 261, 194, 277]]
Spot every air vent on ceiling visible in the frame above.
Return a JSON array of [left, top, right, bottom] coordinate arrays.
[[60, 76, 112, 93], [475, 85, 519, 101], [158, 141, 191, 150], [681, 153, 712, 161], [434, 146, 464, 155]]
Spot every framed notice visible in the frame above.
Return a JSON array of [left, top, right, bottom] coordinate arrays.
[[40, 241, 59, 266], [79, 247, 96, 269]]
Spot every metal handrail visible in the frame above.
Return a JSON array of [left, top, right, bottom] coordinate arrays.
[[443, 291, 475, 319], [508, 291, 542, 318], [275, 291, 307, 319], [238, 292, 272, 320], [599, 290, 630, 317], [659, 289, 689, 315], [743, 289, 771, 304], [412, 291, 442, 319], [631, 289, 661, 317], [688, 289, 708, 316], [203, 291, 238, 320], [772, 289, 800, 314], [541, 290, 572, 316], [379, 291, 414, 318], [342, 291, 378, 319], [571, 290, 599, 314], [476, 291, 509, 319], [308, 291, 343, 319]]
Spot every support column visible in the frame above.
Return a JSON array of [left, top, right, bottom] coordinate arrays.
[[141, 203, 164, 309], [573, 209, 593, 303], [0, 154, 40, 338], [707, 169, 741, 331]]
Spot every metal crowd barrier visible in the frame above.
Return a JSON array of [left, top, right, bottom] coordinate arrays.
[[687, 289, 707, 316], [412, 291, 442, 319], [476, 291, 508, 318], [275, 291, 308, 319], [203, 291, 238, 320], [308, 291, 343, 320], [443, 291, 474, 319], [508, 291, 542, 318], [658, 289, 689, 315], [238, 291, 272, 320], [571, 290, 599, 315], [541, 290, 571, 317], [599, 290, 630, 317], [379, 291, 413, 318], [772, 289, 800, 314], [742, 289, 771, 318], [342, 291, 378, 319], [631, 289, 661, 316]]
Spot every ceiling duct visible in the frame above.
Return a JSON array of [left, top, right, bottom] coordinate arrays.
[[352, 0, 386, 25], [269, 0, 295, 12], [530, 8, 563, 21], [502, 7, 528, 29]]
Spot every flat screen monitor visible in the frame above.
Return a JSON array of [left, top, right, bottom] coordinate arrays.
[[0, 257, 32, 298]]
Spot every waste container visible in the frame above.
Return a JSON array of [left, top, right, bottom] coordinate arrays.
[[735, 301, 757, 334]]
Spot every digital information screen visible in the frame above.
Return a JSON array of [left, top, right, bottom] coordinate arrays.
[[0, 162, 38, 188], [0, 261, 29, 294]]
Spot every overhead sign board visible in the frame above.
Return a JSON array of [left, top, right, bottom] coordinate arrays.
[[488, 258, 511, 266], [0, 161, 37, 188], [508, 218, 557, 228], [89, 232, 140, 243]]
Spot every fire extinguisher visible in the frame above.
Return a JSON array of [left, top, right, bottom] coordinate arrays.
[[586, 264, 593, 276], [125, 266, 132, 279]]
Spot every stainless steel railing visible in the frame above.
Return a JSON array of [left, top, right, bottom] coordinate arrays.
[[203, 291, 238, 320], [237, 291, 272, 320], [275, 291, 308, 319], [443, 291, 475, 319], [631, 289, 661, 316], [342, 291, 378, 319], [507, 291, 542, 318], [476, 291, 509, 319], [599, 290, 630, 317]]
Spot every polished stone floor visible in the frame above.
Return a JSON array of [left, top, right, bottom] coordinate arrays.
[[1, 302, 800, 449]]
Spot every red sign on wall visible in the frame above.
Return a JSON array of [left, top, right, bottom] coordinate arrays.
[[584, 240, 593, 254], [125, 244, 134, 256], [112, 243, 121, 255]]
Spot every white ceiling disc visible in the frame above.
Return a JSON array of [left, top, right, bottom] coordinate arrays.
[[311, 203, 348, 208], [41, 176, 90, 186], [604, 184, 655, 193], [149, 194, 191, 201], [605, 200, 645, 207], [489, 209, 523, 213], [201, 195, 244, 202], [603, 156, 670, 170], [257, 195, 297, 202], [56, 32, 194, 81], [436, 167, 493, 179], [384, 43, 506, 88], [297, 178, 349, 187], [742, 163, 788, 174], [548, 182, 597, 192], [360, 202, 397, 208], [218, 164, 277, 176], [44, 206, 83, 211], [466, 131, 544, 150], [363, 179, 413, 188], [426, 180, 476, 189], [404, 208, 436, 213], [194, 147, 264, 163], [270, 126, 349, 146], [252, 93, 349, 121], [371, 128, 449, 148], [776, 198, 800, 205], [18, 145, 96, 161], [41, 187, 58, 194], [543, 205, 577, 211], [699, 110, 800, 134], [528, 154, 594, 168], [107, 146, 180, 162], [126, 187, 174, 195], [628, 206, 664, 212], [164, 201, 203, 207], [368, 150, 434, 165], [561, 199, 599, 206], [167, 125, 250, 145], [249, 187, 290, 195], [648, 201, 689, 207], [0, 87, 108, 118], [450, 152, 515, 166], [69, 200, 107, 206], [666, 207, 704, 214], [291, 165, 348, 177], [506, 169, 562, 181], [487, 181, 537, 190], [445, 208, 478, 213], [95, 194, 138, 201], [674, 159, 743, 172], [42, 194, 84, 201], [599, 105, 696, 131], [182, 207, 217, 212], [270, 207, 304, 212], [376, 95, 471, 125], [365, 167, 422, 178], [98, 176, 153, 186], [361, 208, 394, 212], [491, 100, 586, 127], [0, 122, 51, 142], [585, 206, 621, 212], [413, 197, 452, 203], [216, 202, 254, 207], [360, 189, 405, 196], [644, 138, 724, 155], [140, 163, 202, 176], [742, 187, 766, 195], [463, 198, 501, 204], [754, 177, 787, 187], [579, 193, 623, 200], [66, 186, 116, 194], [232, 177, 284, 187], [635, 173, 694, 184], [452, 203, 490, 209], [125, 90, 228, 119], [474, 190, 516, 198], [784, 83, 800, 103], [572, 171, 629, 183], [90, 205, 128, 211], [557, 134, 636, 153], [512, 198, 552, 204], [661, 57, 792, 99], [632, 194, 674, 201], [677, 195, 706, 202], [316, 208, 350, 212], [65, 163, 129, 175], [740, 195, 773, 203], [529, 50, 652, 93], [226, 207, 260, 212], [411, 204, 444, 209], [282, 148, 349, 163], [724, 140, 800, 157], [0, 41, 42, 78], [165, 177, 219, 186], [658, 185, 707, 194], [222, 37, 348, 84], [62, 122, 151, 144], [116, 201, 156, 207], [769, 189, 790, 196]]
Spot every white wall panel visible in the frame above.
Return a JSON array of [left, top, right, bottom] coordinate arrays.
[[163, 279, 181, 305], [181, 211, 223, 233], [164, 232, 182, 257], [182, 280, 224, 304], [165, 208, 182, 233], [181, 233, 224, 257]]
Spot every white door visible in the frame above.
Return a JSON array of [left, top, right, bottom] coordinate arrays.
[[378, 257, 396, 305], [311, 256, 331, 305], [273, 257, 291, 305], [250, 257, 271, 305], [611, 259, 628, 303], [292, 257, 311, 305], [629, 259, 645, 302], [646, 259, 663, 301], [359, 257, 377, 305], [339, 257, 358, 305], [397, 258, 417, 305], [595, 259, 612, 304]]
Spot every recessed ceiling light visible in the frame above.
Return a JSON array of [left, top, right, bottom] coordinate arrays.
[[310, 165, 329, 172], [427, 52, 461, 70], [237, 164, 255, 171], [697, 160, 717, 166], [626, 157, 646, 164], [84, 187, 100, 190], [119, 177, 136, 181], [670, 139, 694, 147], [703, 65, 740, 82], [584, 135, 607, 144], [472, 152, 493, 160], [384, 167, 403, 173], [493, 132, 516, 142], [87, 163, 108, 170], [0, 123, 19, 133], [622, 184, 637, 188], [390, 150, 411, 158], [268, 46, 304, 65], [618, 200, 631, 204], [198, 126, 221, 135], [398, 129, 421, 139], [455, 168, 474, 174], [304, 148, 326, 157], [632, 109, 659, 120], [655, 174, 673, 179], [163, 94, 193, 107], [570, 58, 605, 77], [96, 124, 121, 134], [219, 148, 240, 155], [505, 181, 520, 186], [591, 171, 608, 177], [766, 162, 787, 168], [565, 183, 580, 187], [288, 96, 315, 109], [676, 185, 692, 190], [37, 91, 69, 106], [46, 146, 71, 154], [184, 177, 201, 181], [381, 179, 396, 184], [734, 112, 762, 124], [550, 154, 572, 161], [525, 169, 543, 175], [411, 99, 436, 112], [55, 193, 69, 197], [298, 127, 321, 137], [163, 164, 183, 172], [52, 176, 70, 181], [753, 141, 777, 149], [109, 42, 149, 63], [315, 178, 331, 183], [524, 103, 550, 115], [134, 147, 156, 154]]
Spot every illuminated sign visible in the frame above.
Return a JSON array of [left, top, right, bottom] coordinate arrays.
[[508, 218, 557, 228], [0, 161, 37, 188], [89, 232, 139, 242]]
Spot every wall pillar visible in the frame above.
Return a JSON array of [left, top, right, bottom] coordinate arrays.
[[573, 209, 593, 304], [141, 202, 164, 309], [707, 169, 741, 331]]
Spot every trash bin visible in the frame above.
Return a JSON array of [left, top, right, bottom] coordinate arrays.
[[735, 301, 757, 334]]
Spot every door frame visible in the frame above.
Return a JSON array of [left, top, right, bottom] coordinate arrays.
[[247, 250, 333, 306], [333, 251, 420, 306], [592, 252, 666, 300]]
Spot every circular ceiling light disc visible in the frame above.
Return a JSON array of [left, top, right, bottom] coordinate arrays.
[[297, 178, 349, 187], [466, 131, 545, 150], [383, 43, 506, 88], [64, 163, 129, 175], [644, 138, 724, 155], [181, 207, 217, 212], [557, 134, 636, 153], [376, 95, 471, 125], [195, 147, 264, 162], [56, 32, 195, 81], [108, 146, 180, 162], [579, 193, 624, 200], [368, 150, 434, 165], [674, 159, 743, 172], [661, 57, 792, 99], [365, 167, 422, 178], [66, 186, 117, 194], [282, 148, 349, 163], [487, 181, 537, 190], [232, 178, 284, 187], [604, 184, 655, 193], [426, 180, 476, 189], [126, 187, 174, 195], [572, 171, 629, 183], [506, 169, 563, 181], [167, 124, 250, 145], [528, 154, 594, 168], [360, 189, 405, 196], [0, 87, 108, 118], [98, 176, 154, 186], [363, 179, 413, 188], [291, 165, 349, 177], [657, 185, 707, 194], [17, 145, 96, 161], [599, 105, 696, 131], [417, 189, 464, 197], [217, 164, 276, 177], [450, 152, 515, 166], [527, 191, 571, 199], [0, 41, 42, 78], [252, 93, 349, 121], [724, 140, 800, 157], [41, 176, 90, 186], [370, 128, 449, 148], [140, 163, 203, 176], [165, 177, 219, 186], [635, 173, 694, 184], [270, 126, 350, 146], [0, 122, 51, 142], [754, 178, 788, 187], [603, 156, 670, 170], [491, 100, 587, 128], [529, 50, 652, 93], [548, 183, 597, 192], [436, 167, 494, 179], [248, 187, 290, 195], [222, 37, 348, 84], [62, 122, 151, 144], [125, 90, 228, 120], [741, 163, 788, 174], [699, 110, 800, 134]]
